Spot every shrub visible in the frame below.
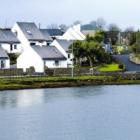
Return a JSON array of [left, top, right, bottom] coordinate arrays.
[[118, 64, 124, 69]]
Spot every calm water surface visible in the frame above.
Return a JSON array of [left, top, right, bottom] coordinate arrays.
[[0, 85, 140, 140]]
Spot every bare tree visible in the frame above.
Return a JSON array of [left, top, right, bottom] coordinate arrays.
[[108, 23, 121, 32], [125, 26, 135, 32], [59, 24, 68, 31], [47, 23, 59, 29]]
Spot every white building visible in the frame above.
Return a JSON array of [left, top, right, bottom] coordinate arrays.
[[12, 22, 48, 51], [0, 47, 10, 69], [51, 40, 74, 67], [12, 22, 68, 72], [17, 45, 67, 73], [59, 24, 86, 41], [0, 29, 22, 54]]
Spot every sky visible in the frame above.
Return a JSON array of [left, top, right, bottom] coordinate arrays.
[[0, 0, 140, 29]]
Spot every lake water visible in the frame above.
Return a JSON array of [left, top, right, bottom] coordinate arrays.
[[0, 85, 140, 140]]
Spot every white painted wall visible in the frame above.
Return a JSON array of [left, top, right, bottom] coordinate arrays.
[[1, 43, 23, 54], [51, 40, 73, 67], [12, 23, 31, 51], [0, 59, 10, 69], [12, 23, 47, 52], [59, 25, 85, 41], [17, 47, 44, 73], [45, 60, 68, 68]]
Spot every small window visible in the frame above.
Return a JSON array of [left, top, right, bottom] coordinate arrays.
[[30, 42, 36, 46], [68, 54, 70, 58], [10, 44, 13, 51], [47, 42, 50, 46], [55, 60, 59, 66], [14, 45, 17, 49], [1, 60, 5, 68]]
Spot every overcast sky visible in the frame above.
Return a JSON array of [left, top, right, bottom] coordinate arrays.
[[0, 0, 140, 29]]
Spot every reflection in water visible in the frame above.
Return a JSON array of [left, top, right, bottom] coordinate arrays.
[[0, 89, 45, 108], [0, 86, 103, 108], [0, 85, 140, 140]]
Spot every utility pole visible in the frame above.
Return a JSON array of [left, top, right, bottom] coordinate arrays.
[[71, 43, 74, 77]]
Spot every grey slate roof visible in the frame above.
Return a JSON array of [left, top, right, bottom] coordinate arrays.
[[40, 29, 53, 41], [56, 40, 74, 52], [31, 45, 66, 60], [0, 29, 20, 44], [0, 47, 9, 59], [44, 29, 65, 36], [17, 22, 46, 41]]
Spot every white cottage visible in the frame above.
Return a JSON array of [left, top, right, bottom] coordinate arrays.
[[59, 24, 86, 41], [17, 45, 67, 72], [0, 47, 10, 69], [12, 22, 48, 50], [0, 29, 22, 54], [51, 40, 74, 67]]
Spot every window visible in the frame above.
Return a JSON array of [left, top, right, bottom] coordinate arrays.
[[55, 60, 59, 66], [14, 45, 16, 49], [68, 54, 70, 58], [10, 44, 13, 51], [47, 42, 50, 46], [30, 42, 36, 46], [1, 60, 5, 69]]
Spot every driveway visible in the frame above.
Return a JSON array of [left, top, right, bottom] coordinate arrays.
[[113, 54, 140, 71]]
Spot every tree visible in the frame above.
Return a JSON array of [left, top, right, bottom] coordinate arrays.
[[70, 40, 111, 67], [108, 23, 121, 32], [59, 24, 68, 31], [124, 27, 136, 45], [96, 18, 106, 30], [107, 24, 121, 45], [86, 31, 104, 43]]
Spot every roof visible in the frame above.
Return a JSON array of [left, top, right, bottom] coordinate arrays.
[[0, 29, 20, 44], [56, 40, 74, 51], [0, 47, 9, 59], [31, 45, 66, 60], [40, 29, 53, 41], [45, 29, 65, 36], [17, 22, 46, 41]]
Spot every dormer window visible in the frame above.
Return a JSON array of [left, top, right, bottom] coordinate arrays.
[[27, 30, 32, 35]]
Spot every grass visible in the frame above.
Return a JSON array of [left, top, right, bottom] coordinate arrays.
[[97, 64, 122, 72], [0, 75, 139, 90]]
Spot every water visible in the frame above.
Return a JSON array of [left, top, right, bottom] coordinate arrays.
[[0, 85, 140, 140]]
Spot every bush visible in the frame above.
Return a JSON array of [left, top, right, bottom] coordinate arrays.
[[118, 64, 124, 69], [8, 53, 20, 65], [26, 66, 35, 75]]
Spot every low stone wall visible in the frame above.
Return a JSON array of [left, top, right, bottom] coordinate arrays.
[[46, 68, 92, 76], [0, 69, 24, 76], [130, 54, 140, 64]]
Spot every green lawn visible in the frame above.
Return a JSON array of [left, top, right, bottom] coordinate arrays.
[[98, 64, 122, 72]]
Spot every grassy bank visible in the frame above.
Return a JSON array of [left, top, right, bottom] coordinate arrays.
[[0, 75, 140, 90], [97, 64, 123, 72]]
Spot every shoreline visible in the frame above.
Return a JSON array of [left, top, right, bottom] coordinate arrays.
[[0, 76, 140, 91]]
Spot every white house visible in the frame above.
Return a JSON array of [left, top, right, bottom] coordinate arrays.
[[0, 47, 10, 69], [0, 29, 22, 54], [17, 45, 67, 73], [51, 39, 74, 67], [12, 22, 48, 51], [59, 24, 86, 41]]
